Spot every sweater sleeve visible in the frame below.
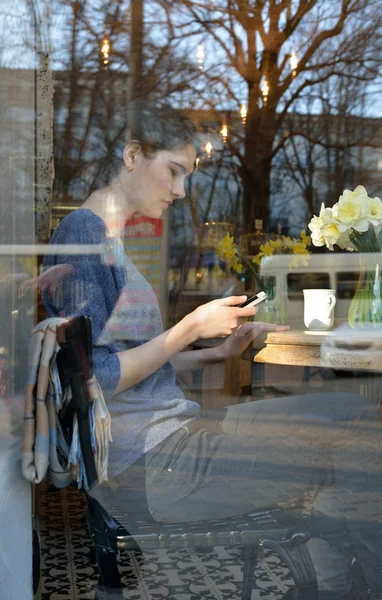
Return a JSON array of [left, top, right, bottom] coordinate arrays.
[[41, 210, 124, 396]]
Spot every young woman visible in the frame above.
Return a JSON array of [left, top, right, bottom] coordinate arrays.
[[42, 105, 382, 599]]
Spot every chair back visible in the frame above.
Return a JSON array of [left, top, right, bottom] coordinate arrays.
[[56, 316, 98, 489]]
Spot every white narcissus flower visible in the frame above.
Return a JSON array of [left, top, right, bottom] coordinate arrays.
[[374, 223, 382, 239], [319, 204, 341, 250], [308, 186, 380, 252], [368, 196, 382, 226], [336, 231, 356, 252], [308, 214, 325, 247], [333, 185, 371, 233]]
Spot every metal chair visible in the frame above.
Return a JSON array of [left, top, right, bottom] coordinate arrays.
[[56, 316, 318, 600]]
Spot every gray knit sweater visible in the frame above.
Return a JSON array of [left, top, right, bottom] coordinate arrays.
[[42, 209, 200, 478]]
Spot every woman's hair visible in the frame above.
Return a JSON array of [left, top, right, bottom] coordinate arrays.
[[127, 102, 201, 157], [97, 102, 200, 186]]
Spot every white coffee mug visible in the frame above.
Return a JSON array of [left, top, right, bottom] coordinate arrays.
[[303, 289, 337, 331]]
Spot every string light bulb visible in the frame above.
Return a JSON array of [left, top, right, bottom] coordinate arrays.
[[261, 78, 269, 105], [196, 43, 205, 70], [204, 140, 213, 158], [101, 37, 110, 65], [195, 157, 201, 170], [220, 124, 228, 143], [290, 51, 298, 77], [240, 104, 247, 125]]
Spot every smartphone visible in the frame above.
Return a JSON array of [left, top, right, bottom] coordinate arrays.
[[238, 291, 267, 308]]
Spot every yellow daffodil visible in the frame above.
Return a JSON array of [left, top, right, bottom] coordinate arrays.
[[291, 241, 310, 255], [269, 238, 284, 251], [216, 234, 244, 274], [282, 235, 302, 251], [224, 247, 236, 260], [300, 230, 311, 246], [290, 254, 310, 268], [216, 235, 237, 264], [259, 243, 274, 257], [231, 257, 243, 274], [216, 234, 235, 259], [252, 232, 311, 266], [217, 227, 312, 289]]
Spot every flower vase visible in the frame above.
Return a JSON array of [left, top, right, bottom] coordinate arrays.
[[348, 263, 382, 329], [256, 276, 287, 325]]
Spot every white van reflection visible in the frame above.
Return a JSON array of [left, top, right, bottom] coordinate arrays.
[[260, 252, 382, 325]]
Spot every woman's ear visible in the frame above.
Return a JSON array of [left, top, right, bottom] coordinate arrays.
[[123, 141, 141, 171]]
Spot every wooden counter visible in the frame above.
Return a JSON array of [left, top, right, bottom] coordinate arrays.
[[254, 328, 382, 372]]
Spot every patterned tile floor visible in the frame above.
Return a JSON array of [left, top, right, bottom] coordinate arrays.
[[39, 480, 296, 599]]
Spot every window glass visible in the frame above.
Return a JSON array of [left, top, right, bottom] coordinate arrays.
[[1, 1, 382, 598]]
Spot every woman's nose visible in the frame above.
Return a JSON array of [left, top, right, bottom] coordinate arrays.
[[172, 179, 186, 199]]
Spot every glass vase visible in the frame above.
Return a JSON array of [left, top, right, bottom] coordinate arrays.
[[348, 263, 382, 329], [256, 276, 287, 325]]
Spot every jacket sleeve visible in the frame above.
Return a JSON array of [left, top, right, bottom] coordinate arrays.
[[41, 212, 123, 396]]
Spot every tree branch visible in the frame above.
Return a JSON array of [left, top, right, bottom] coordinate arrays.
[[272, 126, 382, 160]]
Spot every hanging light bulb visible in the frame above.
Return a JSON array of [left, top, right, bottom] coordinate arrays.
[[220, 124, 228, 143], [195, 157, 201, 170], [101, 37, 110, 65], [196, 43, 205, 70], [204, 140, 213, 158], [240, 104, 247, 125], [261, 78, 269, 105], [290, 51, 298, 77]]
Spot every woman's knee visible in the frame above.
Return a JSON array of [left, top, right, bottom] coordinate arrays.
[[309, 392, 376, 428], [331, 391, 373, 412]]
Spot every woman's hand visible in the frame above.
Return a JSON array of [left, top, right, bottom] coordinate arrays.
[[217, 321, 289, 360], [186, 295, 259, 340]]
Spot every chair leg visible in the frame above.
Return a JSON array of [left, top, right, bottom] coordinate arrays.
[[241, 544, 258, 600], [261, 537, 318, 600], [95, 545, 123, 599]]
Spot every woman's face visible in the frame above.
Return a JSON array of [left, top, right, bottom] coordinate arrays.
[[125, 143, 197, 219]]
